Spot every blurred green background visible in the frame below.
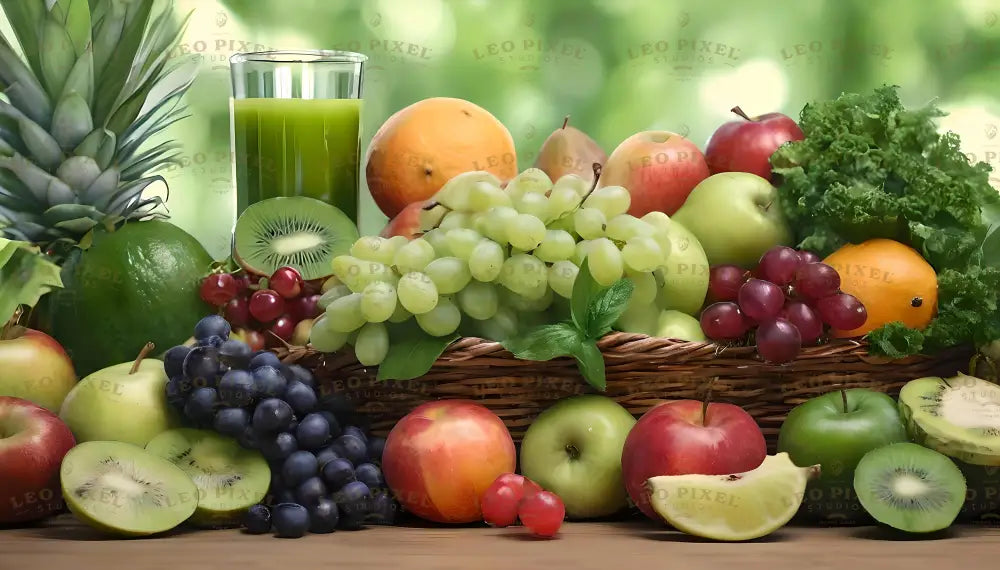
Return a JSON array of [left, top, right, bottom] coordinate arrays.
[[29, 0, 999, 260]]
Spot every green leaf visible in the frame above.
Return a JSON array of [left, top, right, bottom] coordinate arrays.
[[376, 322, 458, 381], [0, 0, 47, 80], [0, 238, 64, 325], [39, 14, 78, 100], [57, 0, 93, 56], [570, 340, 606, 391], [502, 323, 582, 361], [585, 278, 634, 338], [571, 258, 603, 332]]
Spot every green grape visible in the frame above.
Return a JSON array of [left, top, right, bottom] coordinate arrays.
[[350, 236, 391, 263], [584, 185, 631, 217], [641, 211, 672, 234], [393, 238, 436, 273], [360, 281, 397, 323], [549, 260, 579, 298], [309, 315, 350, 352], [510, 246, 530, 256], [552, 173, 590, 197], [422, 228, 453, 257], [505, 168, 552, 200], [480, 205, 518, 245], [548, 186, 582, 219], [332, 256, 397, 293], [535, 229, 576, 262], [415, 296, 462, 336], [434, 171, 500, 210], [626, 268, 658, 304], [588, 238, 625, 286], [514, 192, 551, 222], [468, 239, 505, 282], [622, 236, 666, 272], [507, 214, 547, 250], [605, 214, 654, 242], [439, 211, 472, 231], [572, 239, 596, 266], [318, 283, 352, 310], [457, 281, 499, 320], [502, 286, 553, 312], [324, 293, 367, 332], [473, 306, 519, 342], [573, 207, 606, 240], [546, 214, 576, 234], [499, 254, 548, 298], [397, 272, 439, 314], [445, 228, 484, 260], [354, 322, 390, 366], [468, 180, 512, 211], [424, 256, 472, 294], [388, 302, 413, 323]]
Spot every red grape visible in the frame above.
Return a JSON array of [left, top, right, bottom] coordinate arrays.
[[288, 294, 322, 321], [737, 279, 785, 322], [757, 246, 803, 286], [491, 473, 542, 497], [225, 297, 250, 327], [518, 491, 565, 538], [797, 250, 821, 264], [700, 302, 752, 341], [249, 289, 285, 323], [708, 265, 748, 302], [199, 273, 238, 307], [269, 315, 297, 341], [270, 267, 303, 299], [233, 274, 250, 296], [815, 293, 868, 331], [481, 476, 525, 527], [794, 263, 841, 300], [779, 301, 823, 345], [756, 318, 802, 363]]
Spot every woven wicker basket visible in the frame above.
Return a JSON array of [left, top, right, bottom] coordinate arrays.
[[274, 334, 972, 451]]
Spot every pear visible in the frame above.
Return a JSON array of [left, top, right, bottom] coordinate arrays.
[[533, 116, 608, 183]]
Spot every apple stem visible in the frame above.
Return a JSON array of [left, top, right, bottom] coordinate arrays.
[[841, 389, 849, 414], [731, 106, 754, 122], [561, 115, 570, 130], [1, 306, 23, 341], [130, 342, 155, 374], [701, 377, 719, 424]]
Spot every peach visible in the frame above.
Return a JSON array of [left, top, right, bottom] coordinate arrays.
[[382, 400, 516, 523], [598, 131, 711, 216]]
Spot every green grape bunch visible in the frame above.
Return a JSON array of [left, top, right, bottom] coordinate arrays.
[[309, 166, 678, 367]]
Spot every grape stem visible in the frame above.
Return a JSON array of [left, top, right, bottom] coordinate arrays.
[[701, 377, 719, 424], [130, 342, 156, 374], [840, 389, 849, 414], [581, 162, 603, 202]]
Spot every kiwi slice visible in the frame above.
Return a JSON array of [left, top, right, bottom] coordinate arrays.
[[60, 440, 199, 537], [145, 428, 271, 528], [899, 373, 1000, 465], [234, 196, 359, 280], [853, 442, 966, 533]]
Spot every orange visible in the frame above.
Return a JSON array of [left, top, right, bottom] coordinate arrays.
[[822, 238, 938, 338], [365, 97, 518, 218]]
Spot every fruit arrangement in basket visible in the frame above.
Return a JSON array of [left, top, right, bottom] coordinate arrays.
[[4, 0, 1000, 546]]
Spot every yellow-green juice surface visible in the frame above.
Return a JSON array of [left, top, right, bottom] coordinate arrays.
[[232, 98, 361, 223]]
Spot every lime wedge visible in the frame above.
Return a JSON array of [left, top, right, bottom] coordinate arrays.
[[645, 453, 820, 541]]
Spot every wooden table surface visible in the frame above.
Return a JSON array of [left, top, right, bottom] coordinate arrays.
[[2, 515, 1000, 570]]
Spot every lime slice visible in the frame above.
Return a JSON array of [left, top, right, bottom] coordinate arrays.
[[645, 453, 820, 541]]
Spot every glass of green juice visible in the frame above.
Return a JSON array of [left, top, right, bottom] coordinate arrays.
[[229, 50, 367, 223]]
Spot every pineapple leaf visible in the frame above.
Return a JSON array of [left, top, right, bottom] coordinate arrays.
[[0, 122, 26, 156], [51, 90, 94, 150], [91, 0, 125, 81], [41, 203, 103, 227], [135, 59, 196, 121], [118, 103, 187, 161], [120, 142, 179, 179], [45, 177, 75, 204], [0, 0, 47, 80], [73, 127, 113, 163], [55, 154, 100, 190], [78, 165, 119, 207], [0, 35, 53, 128], [17, 116, 63, 171], [0, 170, 41, 208], [0, 154, 58, 202], [104, 173, 161, 213], [0, 238, 64, 326], [54, 216, 100, 234], [54, 0, 92, 57], [93, 0, 153, 125], [63, 48, 95, 106], [38, 14, 77, 100], [0, 138, 13, 156]]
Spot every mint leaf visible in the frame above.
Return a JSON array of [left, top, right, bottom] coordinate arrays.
[[571, 340, 606, 391], [585, 278, 635, 338], [0, 239, 63, 325], [376, 322, 458, 381], [571, 258, 603, 331], [502, 323, 582, 361]]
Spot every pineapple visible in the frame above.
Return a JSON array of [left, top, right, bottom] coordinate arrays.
[[0, 0, 196, 258]]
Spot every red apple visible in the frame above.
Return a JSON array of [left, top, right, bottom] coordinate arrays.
[[380, 200, 427, 239], [598, 131, 711, 216], [621, 399, 767, 521], [382, 400, 516, 523], [0, 327, 78, 413], [0, 396, 76, 523], [704, 106, 805, 181]]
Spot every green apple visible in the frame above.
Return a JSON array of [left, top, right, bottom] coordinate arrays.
[[654, 310, 706, 342], [642, 213, 709, 316], [777, 389, 909, 524], [671, 172, 794, 267], [59, 344, 180, 446], [520, 395, 637, 519]]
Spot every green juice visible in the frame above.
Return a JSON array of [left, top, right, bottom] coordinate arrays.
[[232, 98, 362, 222]]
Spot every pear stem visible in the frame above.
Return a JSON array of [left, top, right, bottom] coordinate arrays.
[[561, 115, 570, 129], [701, 377, 719, 424], [841, 389, 849, 414], [731, 106, 754, 122], [130, 342, 155, 374]]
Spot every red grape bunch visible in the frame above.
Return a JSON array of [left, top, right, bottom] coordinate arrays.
[[199, 266, 323, 351], [700, 245, 867, 364]]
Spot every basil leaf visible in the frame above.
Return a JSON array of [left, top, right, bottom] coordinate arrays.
[[585, 278, 634, 338], [571, 258, 603, 332], [376, 322, 458, 381], [502, 322, 582, 361]]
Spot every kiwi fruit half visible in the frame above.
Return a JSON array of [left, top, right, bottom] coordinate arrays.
[[145, 428, 271, 528], [60, 440, 199, 537], [853, 442, 966, 533], [234, 196, 359, 280], [898, 373, 1000, 465]]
